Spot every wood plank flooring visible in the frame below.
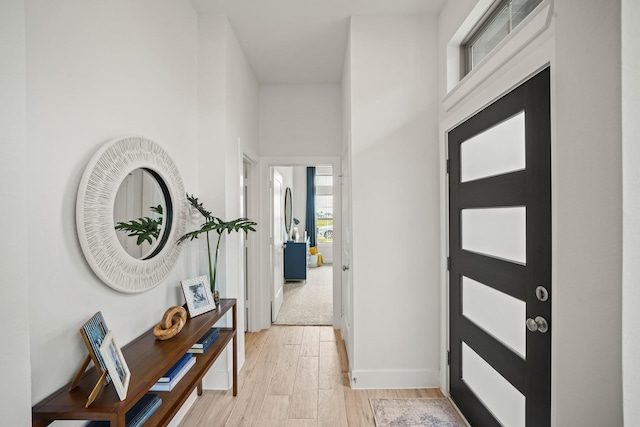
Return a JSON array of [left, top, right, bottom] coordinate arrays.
[[179, 325, 444, 426]]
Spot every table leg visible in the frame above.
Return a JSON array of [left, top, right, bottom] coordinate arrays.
[[232, 302, 237, 396]]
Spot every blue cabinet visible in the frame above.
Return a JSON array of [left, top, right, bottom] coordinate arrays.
[[284, 241, 307, 281]]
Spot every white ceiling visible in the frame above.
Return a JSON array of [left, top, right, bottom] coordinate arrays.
[[189, 0, 445, 84]]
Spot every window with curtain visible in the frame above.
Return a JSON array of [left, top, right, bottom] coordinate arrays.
[[315, 166, 333, 243]]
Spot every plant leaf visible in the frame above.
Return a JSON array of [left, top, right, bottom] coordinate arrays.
[[177, 194, 258, 244], [114, 207, 162, 246]]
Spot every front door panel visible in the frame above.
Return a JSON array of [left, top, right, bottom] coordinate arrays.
[[448, 68, 551, 427]]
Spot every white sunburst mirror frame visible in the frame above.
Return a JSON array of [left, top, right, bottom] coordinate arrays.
[[76, 136, 186, 293]]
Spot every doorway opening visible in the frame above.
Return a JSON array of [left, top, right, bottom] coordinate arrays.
[[271, 164, 334, 326]]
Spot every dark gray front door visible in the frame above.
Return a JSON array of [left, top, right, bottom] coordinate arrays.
[[448, 68, 551, 427]]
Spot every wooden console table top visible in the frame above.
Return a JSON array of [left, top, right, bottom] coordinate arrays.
[[32, 298, 237, 427]]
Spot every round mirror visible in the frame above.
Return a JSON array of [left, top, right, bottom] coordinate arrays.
[[284, 187, 292, 240], [113, 168, 171, 260], [77, 136, 185, 293]]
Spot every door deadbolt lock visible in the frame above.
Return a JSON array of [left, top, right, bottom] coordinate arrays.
[[526, 316, 549, 333], [535, 286, 549, 302]]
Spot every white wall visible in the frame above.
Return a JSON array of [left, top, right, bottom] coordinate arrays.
[[24, 4, 257, 422], [0, 0, 31, 424], [25, 0, 200, 418], [622, 0, 640, 423], [293, 166, 307, 236], [197, 14, 259, 388], [553, 0, 622, 424], [273, 166, 310, 243], [438, 0, 623, 424], [259, 84, 342, 157], [348, 15, 441, 388], [223, 13, 258, 376], [197, 15, 227, 217], [275, 166, 294, 241], [275, 166, 294, 192]]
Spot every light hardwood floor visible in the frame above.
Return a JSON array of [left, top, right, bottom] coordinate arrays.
[[179, 325, 444, 426]]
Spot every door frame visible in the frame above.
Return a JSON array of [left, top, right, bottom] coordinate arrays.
[[243, 155, 259, 332], [271, 169, 285, 322], [444, 67, 552, 426], [340, 136, 354, 372], [441, 64, 555, 389], [251, 156, 342, 331]]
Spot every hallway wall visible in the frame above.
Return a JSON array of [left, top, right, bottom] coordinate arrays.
[[0, 0, 31, 424], [259, 84, 342, 157], [348, 15, 441, 388], [553, 0, 622, 424], [25, 2, 200, 414], [197, 13, 259, 389], [622, 0, 640, 422]]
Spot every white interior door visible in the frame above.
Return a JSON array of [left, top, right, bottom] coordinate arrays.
[[271, 169, 285, 322], [341, 136, 353, 359]]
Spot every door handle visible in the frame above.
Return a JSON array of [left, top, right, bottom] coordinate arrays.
[[342, 265, 349, 271], [526, 316, 549, 333]]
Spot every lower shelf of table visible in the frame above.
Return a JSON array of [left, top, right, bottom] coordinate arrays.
[[142, 329, 236, 427]]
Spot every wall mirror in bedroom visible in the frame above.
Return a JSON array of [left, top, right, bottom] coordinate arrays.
[[76, 136, 186, 293], [284, 186, 293, 240]]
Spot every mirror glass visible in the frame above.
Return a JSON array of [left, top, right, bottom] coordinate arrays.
[[284, 187, 292, 240], [113, 168, 169, 259]]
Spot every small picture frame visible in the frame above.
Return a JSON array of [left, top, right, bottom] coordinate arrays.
[[99, 330, 130, 401], [181, 275, 216, 318], [80, 312, 111, 383]]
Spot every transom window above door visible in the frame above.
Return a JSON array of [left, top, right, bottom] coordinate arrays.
[[461, 0, 543, 76]]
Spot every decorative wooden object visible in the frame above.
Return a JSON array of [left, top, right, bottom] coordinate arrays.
[[153, 306, 187, 340], [32, 299, 238, 427]]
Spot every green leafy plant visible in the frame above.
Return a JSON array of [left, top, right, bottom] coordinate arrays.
[[177, 194, 257, 294], [115, 205, 163, 245]]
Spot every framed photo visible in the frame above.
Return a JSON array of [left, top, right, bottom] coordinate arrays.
[[181, 275, 216, 318], [99, 330, 130, 401], [80, 312, 111, 384]]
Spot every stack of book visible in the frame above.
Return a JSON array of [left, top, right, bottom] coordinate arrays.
[[187, 327, 220, 354], [150, 353, 196, 392], [88, 393, 161, 427]]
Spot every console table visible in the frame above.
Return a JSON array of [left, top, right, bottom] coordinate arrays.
[[32, 298, 237, 427]]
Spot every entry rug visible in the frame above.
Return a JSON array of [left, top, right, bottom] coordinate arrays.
[[370, 398, 467, 427]]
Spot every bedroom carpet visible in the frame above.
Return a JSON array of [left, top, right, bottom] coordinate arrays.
[[273, 265, 332, 325]]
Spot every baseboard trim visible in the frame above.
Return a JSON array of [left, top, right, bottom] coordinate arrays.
[[201, 348, 233, 390], [349, 368, 440, 390], [202, 368, 232, 390], [167, 390, 198, 427]]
